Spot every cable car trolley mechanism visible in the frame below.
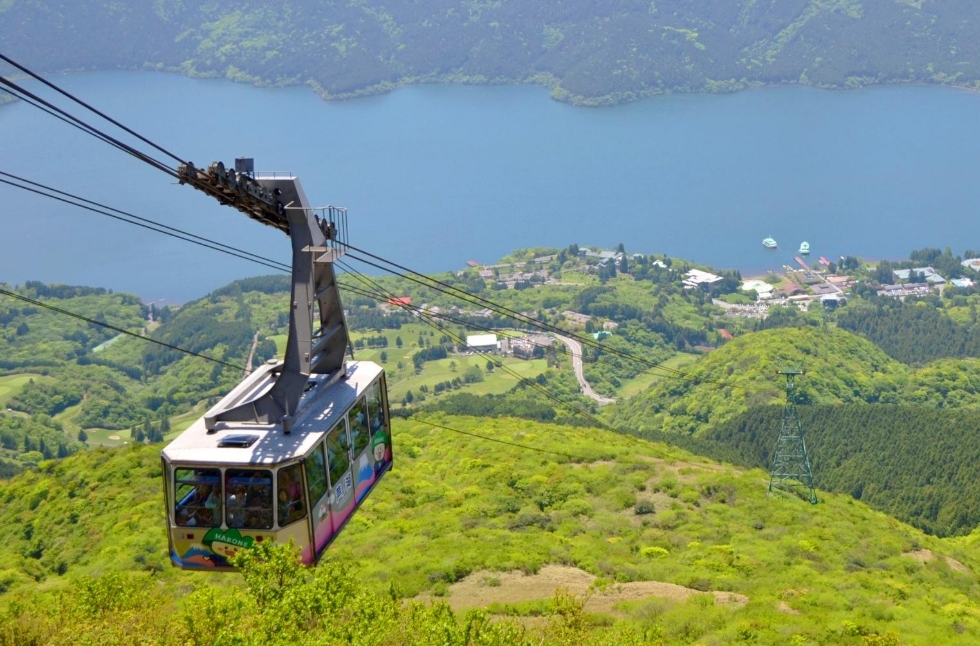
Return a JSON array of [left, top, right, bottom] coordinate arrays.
[[162, 159, 393, 570]]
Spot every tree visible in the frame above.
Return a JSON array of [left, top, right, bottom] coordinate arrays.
[[77, 429, 88, 443], [449, 360, 457, 372], [405, 390, 414, 404], [380, 351, 388, 363], [395, 336, 403, 348], [486, 360, 495, 373]]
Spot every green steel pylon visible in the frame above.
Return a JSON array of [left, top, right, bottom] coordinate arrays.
[[767, 366, 818, 504]]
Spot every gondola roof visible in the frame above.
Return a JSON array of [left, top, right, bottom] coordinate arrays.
[[162, 360, 382, 466]]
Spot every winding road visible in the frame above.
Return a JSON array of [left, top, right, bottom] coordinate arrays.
[[553, 334, 616, 406]]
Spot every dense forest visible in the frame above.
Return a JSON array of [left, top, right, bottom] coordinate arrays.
[[699, 405, 980, 538], [837, 299, 980, 366], [3, 1, 980, 105]]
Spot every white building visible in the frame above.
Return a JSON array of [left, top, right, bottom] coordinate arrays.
[[741, 279, 775, 298], [465, 334, 499, 352], [683, 269, 723, 289]]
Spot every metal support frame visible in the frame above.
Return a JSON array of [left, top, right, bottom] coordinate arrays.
[[178, 160, 352, 433], [767, 367, 818, 504]]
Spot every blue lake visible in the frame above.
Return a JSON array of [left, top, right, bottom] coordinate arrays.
[[2, 73, 980, 302]]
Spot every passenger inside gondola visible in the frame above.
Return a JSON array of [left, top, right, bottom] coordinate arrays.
[[225, 470, 274, 530], [277, 465, 306, 526], [175, 468, 221, 527]]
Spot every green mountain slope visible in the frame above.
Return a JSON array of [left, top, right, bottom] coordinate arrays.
[[4, 1, 980, 104], [1, 415, 979, 643], [0, 280, 287, 472], [611, 327, 909, 435], [611, 325, 980, 435]]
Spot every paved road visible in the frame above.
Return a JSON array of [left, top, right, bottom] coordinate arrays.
[[554, 334, 616, 406], [243, 331, 260, 377]]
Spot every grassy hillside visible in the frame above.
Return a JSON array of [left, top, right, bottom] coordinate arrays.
[[610, 327, 909, 435], [1, 415, 979, 644], [4, 1, 980, 105]]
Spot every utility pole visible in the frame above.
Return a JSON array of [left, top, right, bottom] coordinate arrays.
[[767, 366, 817, 504]]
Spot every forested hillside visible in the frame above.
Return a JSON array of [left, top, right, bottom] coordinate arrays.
[[3, 1, 980, 105], [610, 325, 980, 436], [700, 405, 980, 538], [0, 279, 282, 473], [838, 299, 980, 366]]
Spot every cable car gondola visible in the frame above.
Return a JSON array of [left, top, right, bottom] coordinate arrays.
[[161, 160, 392, 569]]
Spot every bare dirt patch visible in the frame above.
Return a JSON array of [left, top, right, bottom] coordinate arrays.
[[420, 565, 748, 616], [570, 460, 617, 470], [661, 460, 726, 484], [777, 601, 800, 615], [903, 549, 971, 574]]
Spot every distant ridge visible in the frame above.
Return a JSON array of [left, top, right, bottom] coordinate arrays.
[[3, 1, 980, 105]]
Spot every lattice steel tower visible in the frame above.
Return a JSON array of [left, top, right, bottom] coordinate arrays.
[[767, 367, 817, 504]]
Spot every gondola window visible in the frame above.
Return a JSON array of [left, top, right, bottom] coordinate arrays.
[[305, 441, 329, 505], [225, 469, 273, 530], [174, 468, 221, 528], [278, 463, 306, 527], [349, 397, 370, 455], [326, 420, 350, 486]]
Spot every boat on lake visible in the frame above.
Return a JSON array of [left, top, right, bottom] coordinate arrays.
[[762, 236, 777, 249], [799, 241, 810, 255]]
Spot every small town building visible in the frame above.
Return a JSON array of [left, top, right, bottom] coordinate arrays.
[[465, 334, 499, 352], [741, 279, 774, 296], [683, 269, 723, 288], [962, 258, 980, 272], [951, 277, 975, 288], [810, 283, 838, 296], [893, 267, 945, 284]]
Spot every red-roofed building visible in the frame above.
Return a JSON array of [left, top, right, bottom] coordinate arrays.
[[387, 297, 412, 306], [718, 329, 734, 341]]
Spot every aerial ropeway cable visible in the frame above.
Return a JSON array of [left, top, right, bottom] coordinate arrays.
[[0, 58, 743, 432]]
